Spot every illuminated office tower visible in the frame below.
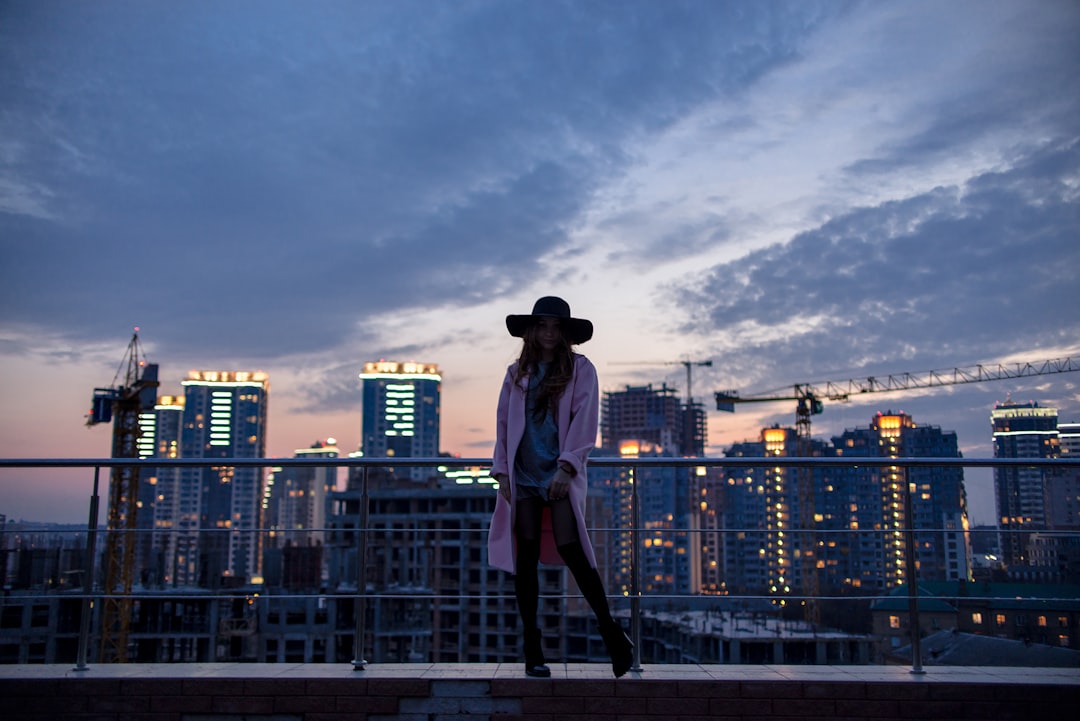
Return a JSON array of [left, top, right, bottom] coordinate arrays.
[[992, 401, 1059, 567], [179, 371, 269, 587], [136, 395, 185, 587], [831, 412, 970, 589], [358, 362, 441, 482]]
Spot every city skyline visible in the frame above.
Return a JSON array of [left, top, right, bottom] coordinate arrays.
[[2, 1, 1078, 524], [3, 350, 1076, 528]]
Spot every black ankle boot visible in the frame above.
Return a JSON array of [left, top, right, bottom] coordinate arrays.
[[599, 620, 634, 678], [523, 628, 550, 678]]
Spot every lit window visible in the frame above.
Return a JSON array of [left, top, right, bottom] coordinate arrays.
[[889, 615, 901, 629], [971, 612, 983, 625]]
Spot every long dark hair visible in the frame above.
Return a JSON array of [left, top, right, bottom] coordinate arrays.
[[513, 323, 574, 419]]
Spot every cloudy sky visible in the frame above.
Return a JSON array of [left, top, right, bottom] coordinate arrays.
[[1, 0, 1078, 525]]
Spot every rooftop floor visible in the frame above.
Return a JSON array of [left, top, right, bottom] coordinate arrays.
[[2, 662, 1077, 721], [3, 660, 1078, 683]]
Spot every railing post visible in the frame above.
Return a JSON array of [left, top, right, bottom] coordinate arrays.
[[629, 464, 642, 672], [352, 465, 370, 670], [74, 465, 102, 671], [903, 476, 925, 674]]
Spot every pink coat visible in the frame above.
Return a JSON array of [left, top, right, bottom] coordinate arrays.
[[487, 353, 600, 573]]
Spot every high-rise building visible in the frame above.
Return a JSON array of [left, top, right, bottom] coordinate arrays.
[[136, 394, 185, 587], [601, 383, 708, 596], [601, 383, 705, 456], [696, 462, 728, 595], [992, 401, 1059, 567], [264, 439, 339, 550], [993, 413, 1080, 581], [1060, 422, 1080, 457], [720, 428, 831, 599], [718, 413, 970, 601], [832, 412, 971, 589], [177, 370, 270, 587], [604, 440, 695, 596], [358, 361, 441, 482], [1051, 422, 1080, 532]]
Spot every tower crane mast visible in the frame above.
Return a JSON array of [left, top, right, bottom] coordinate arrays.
[[714, 355, 1079, 624], [87, 329, 159, 662]]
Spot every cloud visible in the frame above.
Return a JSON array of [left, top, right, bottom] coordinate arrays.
[[672, 139, 1080, 387], [840, 2, 1080, 180], [287, 361, 365, 416], [0, 1, 836, 361]]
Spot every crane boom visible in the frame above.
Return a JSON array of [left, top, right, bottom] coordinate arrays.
[[717, 356, 1079, 409]]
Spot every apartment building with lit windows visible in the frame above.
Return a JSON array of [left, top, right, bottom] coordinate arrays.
[[264, 439, 339, 549], [831, 412, 970, 590], [718, 414, 970, 600], [178, 371, 270, 587], [1045, 421, 1080, 534], [992, 401, 1060, 567], [136, 394, 185, 587], [720, 428, 831, 599], [600, 384, 708, 596], [991, 410, 1080, 581], [358, 362, 441, 482]]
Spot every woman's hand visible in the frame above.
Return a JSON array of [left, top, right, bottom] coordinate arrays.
[[494, 473, 511, 501], [548, 466, 574, 501]]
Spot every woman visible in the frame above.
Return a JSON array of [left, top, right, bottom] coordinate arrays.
[[487, 296, 634, 678]]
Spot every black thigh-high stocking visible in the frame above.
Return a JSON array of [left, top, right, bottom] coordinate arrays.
[[550, 498, 614, 627], [513, 496, 544, 630]]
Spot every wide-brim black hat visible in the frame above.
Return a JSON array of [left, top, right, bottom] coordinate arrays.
[[506, 296, 593, 344]]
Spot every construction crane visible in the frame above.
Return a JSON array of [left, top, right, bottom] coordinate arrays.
[[714, 355, 1079, 624], [611, 358, 713, 455], [715, 356, 1080, 434], [86, 329, 159, 662]]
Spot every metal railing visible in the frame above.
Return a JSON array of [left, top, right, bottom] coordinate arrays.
[[2, 455, 1079, 674]]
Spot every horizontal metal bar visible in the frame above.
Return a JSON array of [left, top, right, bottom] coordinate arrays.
[[8, 591, 1079, 604], [11, 525, 1066, 537], [0, 456, 1077, 469]]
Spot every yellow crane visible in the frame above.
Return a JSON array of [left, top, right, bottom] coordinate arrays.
[[87, 329, 159, 662], [714, 355, 1079, 624]]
